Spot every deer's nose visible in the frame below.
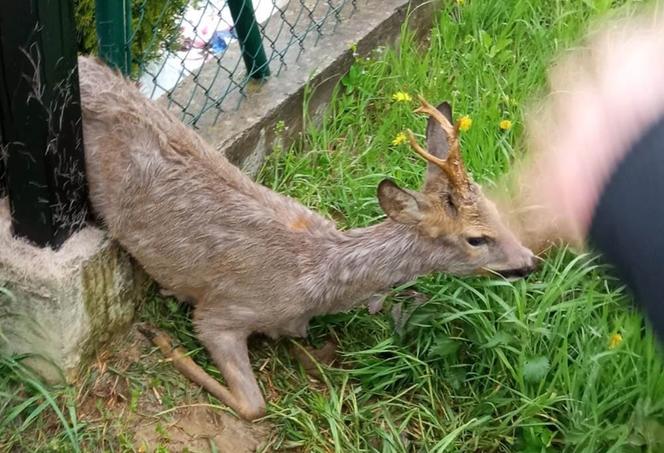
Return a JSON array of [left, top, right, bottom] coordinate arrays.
[[519, 248, 538, 274], [497, 266, 532, 279], [524, 248, 537, 267], [497, 248, 537, 279]]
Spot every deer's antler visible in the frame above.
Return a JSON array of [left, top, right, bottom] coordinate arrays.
[[406, 129, 456, 180], [414, 96, 457, 139], [408, 96, 470, 192]]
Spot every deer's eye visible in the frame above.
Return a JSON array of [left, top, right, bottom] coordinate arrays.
[[466, 236, 489, 247]]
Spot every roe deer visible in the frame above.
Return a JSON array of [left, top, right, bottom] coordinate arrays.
[[78, 56, 535, 420]]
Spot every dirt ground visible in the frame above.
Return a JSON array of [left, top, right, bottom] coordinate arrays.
[[76, 325, 271, 453], [131, 404, 268, 453]]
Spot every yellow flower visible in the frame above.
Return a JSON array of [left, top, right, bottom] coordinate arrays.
[[608, 332, 623, 349], [392, 132, 408, 146], [392, 92, 412, 103], [458, 115, 472, 132], [499, 119, 513, 130], [456, 0, 465, 4]]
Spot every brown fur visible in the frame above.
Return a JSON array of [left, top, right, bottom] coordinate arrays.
[[288, 216, 312, 232], [78, 56, 535, 420]]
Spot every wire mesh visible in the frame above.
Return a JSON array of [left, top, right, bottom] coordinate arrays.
[[127, 0, 358, 128]]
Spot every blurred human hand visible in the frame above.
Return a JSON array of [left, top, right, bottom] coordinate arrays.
[[510, 10, 664, 251]]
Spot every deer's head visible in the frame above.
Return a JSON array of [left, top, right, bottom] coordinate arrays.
[[377, 97, 536, 278]]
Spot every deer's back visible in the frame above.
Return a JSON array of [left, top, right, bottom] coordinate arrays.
[[77, 56, 336, 305]]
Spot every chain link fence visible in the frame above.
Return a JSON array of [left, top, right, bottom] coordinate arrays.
[[97, 0, 359, 128]]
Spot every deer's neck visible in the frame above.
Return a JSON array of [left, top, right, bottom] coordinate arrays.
[[321, 221, 437, 304]]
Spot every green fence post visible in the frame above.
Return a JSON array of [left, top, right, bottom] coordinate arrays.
[[0, 0, 88, 248], [227, 0, 271, 79], [95, 0, 132, 75]]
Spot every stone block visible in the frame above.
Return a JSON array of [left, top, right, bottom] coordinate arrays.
[[0, 198, 148, 382]]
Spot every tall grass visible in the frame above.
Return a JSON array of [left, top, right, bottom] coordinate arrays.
[[0, 354, 83, 451]]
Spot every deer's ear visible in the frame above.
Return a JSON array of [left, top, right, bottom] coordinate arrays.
[[423, 101, 454, 183], [377, 179, 426, 225], [425, 101, 453, 160]]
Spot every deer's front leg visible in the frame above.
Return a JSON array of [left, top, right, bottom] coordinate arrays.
[[194, 314, 265, 420]]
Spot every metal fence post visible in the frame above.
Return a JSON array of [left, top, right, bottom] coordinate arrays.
[[0, 132, 5, 198], [0, 0, 88, 249], [227, 0, 271, 79], [95, 0, 132, 75]]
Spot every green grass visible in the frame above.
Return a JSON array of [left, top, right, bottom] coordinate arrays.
[[2, 0, 664, 451], [0, 355, 83, 451]]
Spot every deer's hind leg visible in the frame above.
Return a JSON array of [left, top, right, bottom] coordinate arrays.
[[194, 308, 265, 420]]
